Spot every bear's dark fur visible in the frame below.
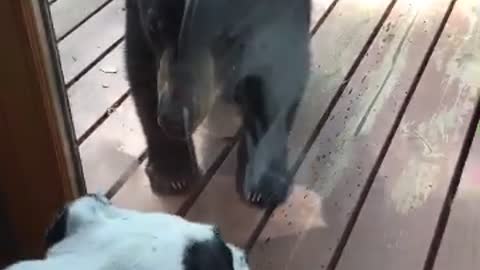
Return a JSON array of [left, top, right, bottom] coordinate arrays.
[[125, 0, 311, 208]]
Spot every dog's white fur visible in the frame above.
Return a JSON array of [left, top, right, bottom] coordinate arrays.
[[5, 195, 249, 270]]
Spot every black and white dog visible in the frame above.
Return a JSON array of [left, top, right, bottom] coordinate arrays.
[[4, 195, 249, 270], [126, 0, 311, 208]]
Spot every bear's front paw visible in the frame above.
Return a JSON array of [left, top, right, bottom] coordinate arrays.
[[146, 143, 199, 195], [235, 140, 291, 208], [239, 173, 291, 209]]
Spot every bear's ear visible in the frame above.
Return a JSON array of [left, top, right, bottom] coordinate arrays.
[[45, 206, 68, 249], [182, 236, 234, 270]]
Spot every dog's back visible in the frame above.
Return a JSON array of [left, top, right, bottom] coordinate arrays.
[[5, 196, 249, 270]]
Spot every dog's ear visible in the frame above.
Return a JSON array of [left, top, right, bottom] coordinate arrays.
[[45, 206, 68, 249], [182, 236, 234, 270]]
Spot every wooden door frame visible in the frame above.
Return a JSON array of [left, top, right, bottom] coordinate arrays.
[[0, 0, 85, 264]]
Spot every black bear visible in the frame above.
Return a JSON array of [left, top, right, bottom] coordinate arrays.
[[125, 0, 311, 208]]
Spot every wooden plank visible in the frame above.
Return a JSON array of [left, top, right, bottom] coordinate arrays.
[[250, 0, 454, 269], [111, 126, 235, 212], [112, 111, 240, 213], [60, 7, 129, 193], [68, 43, 127, 138], [334, 1, 480, 269], [183, 0, 392, 247], [111, 161, 187, 213], [57, 0, 124, 84], [309, 0, 335, 28], [434, 121, 480, 270], [81, 86, 239, 195], [185, 145, 266, 247], [50, 0, 110, 39], [79, 97, 145, 193], [81, 100, 234, 195]]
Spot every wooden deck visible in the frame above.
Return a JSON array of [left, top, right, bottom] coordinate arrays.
[[49, 0, 480, 269]]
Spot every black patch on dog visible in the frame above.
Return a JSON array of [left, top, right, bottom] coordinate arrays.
[[45, 206, 68, 249], [183, 235, 234, 270]]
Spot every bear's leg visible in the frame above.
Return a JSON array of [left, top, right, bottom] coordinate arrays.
[[125, 0, 199, 195], [234, 75, 303, 208], [232, 15, 310, 208]]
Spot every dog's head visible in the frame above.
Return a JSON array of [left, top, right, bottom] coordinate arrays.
[[6, 195, 249, 270]]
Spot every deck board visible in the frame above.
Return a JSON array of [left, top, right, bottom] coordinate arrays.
[[432, 2, 480, 269], [335, 0, 480, 269], [80, 89, 238, 195], [52, 0, 128, 194], [68, 43, 127, 138], [57, 0, 124, 84], [112, 125, 240, 219], [434, 121, 480, 270], [111, 122, 239, 211], [184, 0, 393, 248], [249, 0, 454, 269], [50, 0, 111, 40], [185, 144, 266, 247], [111, 161, 187, 213], [79, 97, 145, 193]]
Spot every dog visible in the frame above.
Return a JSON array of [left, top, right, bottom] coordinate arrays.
[[125, 0, 311, 208], [4, 195, 249, 270]]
